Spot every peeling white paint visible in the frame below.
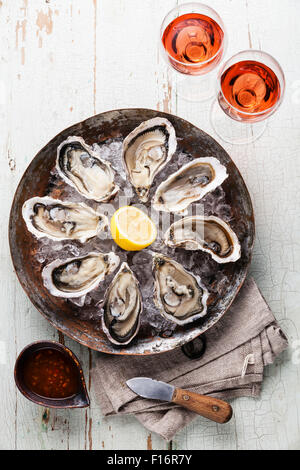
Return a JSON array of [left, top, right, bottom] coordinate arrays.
[[0, 81, 6, 105], [0, 0, 299, 451], [0, 341, 6, 365]]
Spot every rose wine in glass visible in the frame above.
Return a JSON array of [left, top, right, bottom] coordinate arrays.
[[211, 50, 285, 144], [160, 3, 227, 102]]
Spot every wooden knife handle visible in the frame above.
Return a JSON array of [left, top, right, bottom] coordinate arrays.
[[172, 388, 232, 424]]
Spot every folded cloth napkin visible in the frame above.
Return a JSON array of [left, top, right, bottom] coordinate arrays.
[[92, 277, 288, 441]]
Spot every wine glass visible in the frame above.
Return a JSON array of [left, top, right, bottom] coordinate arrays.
[[210, 50, 286, 145], [160, 2, 227, 102]]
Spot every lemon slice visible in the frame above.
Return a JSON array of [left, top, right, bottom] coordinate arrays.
[[111, 206, 157, 251]]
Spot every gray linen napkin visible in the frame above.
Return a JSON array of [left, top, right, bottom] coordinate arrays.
[[92, 277, 288, 441]]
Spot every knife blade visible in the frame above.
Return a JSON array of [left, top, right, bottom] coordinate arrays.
[[126, 377, 232, 424]]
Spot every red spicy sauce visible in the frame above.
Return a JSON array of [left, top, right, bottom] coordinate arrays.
[[23, 348, 79, 399]]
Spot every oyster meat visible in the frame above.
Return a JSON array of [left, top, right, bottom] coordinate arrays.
[[122, 117, 177, 202], [152, 253, 209, 325], [153, 157, 228, 214], [164, 215, 241, 263], [42, 251, 120, 298], [22, 196, 108, 243], [102, 262, 142, 346], [57, 136, 119, 202]]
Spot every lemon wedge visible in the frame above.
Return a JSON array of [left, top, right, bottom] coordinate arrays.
[[111, 206, 157, 251]]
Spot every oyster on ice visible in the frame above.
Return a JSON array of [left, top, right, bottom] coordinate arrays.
[[153, 157, 228, 214], [102, 262, 142, 346], [122, 117, 177, 202], [152, 254, 209, 325], [42, 251, 120, 298], [22, 196, 108, 243], [164, 215, 241, 264], [57, 136, 119, 202]]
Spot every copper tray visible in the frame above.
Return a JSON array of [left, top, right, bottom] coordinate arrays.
[[9, 108, 255, 355]]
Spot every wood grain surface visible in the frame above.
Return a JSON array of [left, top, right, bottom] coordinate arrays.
[[0, 0, 299, 450]]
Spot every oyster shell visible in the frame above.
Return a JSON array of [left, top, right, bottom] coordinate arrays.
[[152, 253, 209, 325], [57, 136, 119, 202], [42, 251, 120, 298], [122, 117, 177, 202], [22, 196, 108, 243], [153, 157, 228, 214], [164, 215, 241, 264], [102, 262, 142, 346]]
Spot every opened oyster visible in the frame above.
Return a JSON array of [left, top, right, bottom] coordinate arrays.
[[22, 196, 108, 243], [122, 117, 177, 202], [57, 136, 119, 202], [42, 251, 120, 298], [102, 262, 142, 346], [152, 254, 208, 325], [164, 215, 241, 264], [153, 157, 228, 214]]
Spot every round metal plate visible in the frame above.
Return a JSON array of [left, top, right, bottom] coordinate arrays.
[[9, 108, 255, 355]]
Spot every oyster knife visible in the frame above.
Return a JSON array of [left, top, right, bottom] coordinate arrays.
[[126, 377, 232, 424]]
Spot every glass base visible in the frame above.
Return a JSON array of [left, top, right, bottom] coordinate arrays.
[[210, 99, 267, 145], [174, 69, 217, 103]]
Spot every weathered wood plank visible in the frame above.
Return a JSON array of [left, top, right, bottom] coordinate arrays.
[[1, 0, 95, 450]]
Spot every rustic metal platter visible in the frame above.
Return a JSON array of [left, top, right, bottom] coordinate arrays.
[[9, 108, 255, 355]]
